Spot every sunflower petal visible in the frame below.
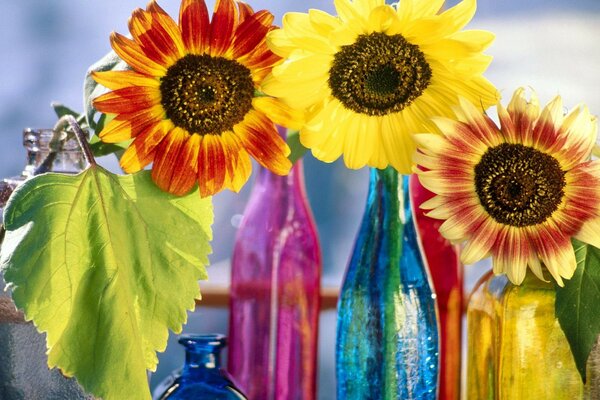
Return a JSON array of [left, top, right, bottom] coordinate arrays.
[[93, 86, 160, 115], [128, 8, 180, 66], [232, 10, 273, 58], [233, 110, 291, 175], [146, 0, 186, 56], [110, 32, 167, 76], [99, 106, 163, 143], [237, 1, 254, 22], [209, 0, 238, 56], [179, 0, 210, 54], [252, 97, 304, 130], [460, 216, 499, 265], [342, 114, 375, 169], [92, 70, 159, 91], [120, 120, 172, 173], [218, 131, 252, 192], [151, 128, 197, 196], [197, 134, 227, 197]]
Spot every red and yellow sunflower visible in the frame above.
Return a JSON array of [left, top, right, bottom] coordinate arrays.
[[415, 88, 600, 285], [92, 0, 301, 197]]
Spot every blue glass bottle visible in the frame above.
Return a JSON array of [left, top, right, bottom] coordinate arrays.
[[336, 167, 439, 399], [153, 335, 247, 400]]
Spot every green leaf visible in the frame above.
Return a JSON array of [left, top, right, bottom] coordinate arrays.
[[556, 239, 600, 383], [287, 129, 308, 165], [83, 50, 128, 132], [89, 133, 132, 158], [51, 102, 80, 119], [0, 167, 213, 400]]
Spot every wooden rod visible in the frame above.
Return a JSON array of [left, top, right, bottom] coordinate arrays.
[[195, 285, 340, 310]]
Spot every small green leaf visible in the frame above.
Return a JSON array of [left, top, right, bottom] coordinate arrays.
[[287, 129, 308, 165], [89, 133, 132, 158], [84, 50, 128, 132], [0, 167, 213, 400], [51, 102, 80, 119], [556, 239, 600, 383]]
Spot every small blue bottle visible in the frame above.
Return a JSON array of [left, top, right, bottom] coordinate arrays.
[[153, 334, 247, 400]]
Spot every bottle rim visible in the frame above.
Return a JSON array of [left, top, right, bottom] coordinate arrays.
[[23, 128, 83, 152], [178, 333, 227, 348]]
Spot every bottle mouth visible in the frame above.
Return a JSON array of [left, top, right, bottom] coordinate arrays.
[[178, 333, 227, 348], [23, 128, 82, 152]]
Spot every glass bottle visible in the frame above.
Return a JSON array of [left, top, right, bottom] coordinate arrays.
[[0, 128, 91, 399], [410, 174, 462, 400], [227, 143, 321, 400], [467, 270, 600, 399], [336, 167, 439, 399], [153, 334, 246, 399]]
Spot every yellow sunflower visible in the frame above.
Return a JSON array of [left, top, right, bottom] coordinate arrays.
[[262, 0, 499, 172], [415, 88, 600, 285], [92, 0, 302, 197]]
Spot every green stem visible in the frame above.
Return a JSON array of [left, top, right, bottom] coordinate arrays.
[[64, 115, 96, 167]]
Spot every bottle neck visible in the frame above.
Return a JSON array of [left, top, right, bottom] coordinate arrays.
[[179, 335, 225, 378], [21, 128, 86, 177], [254, 124, 305, 191], [366, 166, 409, 227], [254, 158, 304, 195]]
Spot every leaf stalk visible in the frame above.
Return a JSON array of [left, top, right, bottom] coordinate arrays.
[[64, 115, 97, 167]]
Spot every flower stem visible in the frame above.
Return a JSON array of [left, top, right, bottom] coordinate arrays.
[[64, 115, 97, 167]]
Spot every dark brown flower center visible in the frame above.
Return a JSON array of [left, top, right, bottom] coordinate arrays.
[[474, 143, 566, 227], [328, 32, 432, 116], [160, 54, 254, 135]]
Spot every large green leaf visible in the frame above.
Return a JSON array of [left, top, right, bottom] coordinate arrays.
[[0, 167, 213, 399], [556, 239, 600, 382]]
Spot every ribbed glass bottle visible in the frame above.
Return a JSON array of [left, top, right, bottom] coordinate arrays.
[[336, 167, 439, 399], [467, 270, 600, 399], [0, 128, 91, 399], [227, 155, 321, 400], [410, 174, 462, 400]]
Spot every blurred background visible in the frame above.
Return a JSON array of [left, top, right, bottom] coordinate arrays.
[[0, 0, 598, 398]]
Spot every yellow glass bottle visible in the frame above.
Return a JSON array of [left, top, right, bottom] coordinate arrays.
[[467, 270, 599, 399]]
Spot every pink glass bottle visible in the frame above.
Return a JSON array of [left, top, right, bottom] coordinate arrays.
[[410, 175, 463, 400], [227, 139, 321, 400]]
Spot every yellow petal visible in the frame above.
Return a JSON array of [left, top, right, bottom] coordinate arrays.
[[575, 217, 600, 249], [367, 5, 399, 33], [252, 97, 305, 130], [342, 114, 376, 169]]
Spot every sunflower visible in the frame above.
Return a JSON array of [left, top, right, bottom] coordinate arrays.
[[92, 0, 302, 197], [262, 0, 499, 172], [414, 88, 600, 285]]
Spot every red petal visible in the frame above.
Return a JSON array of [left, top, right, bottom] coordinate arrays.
[[99, 107, 162, 143], [120, 121, 170, 173], [93, 87, 159, 114], [146, 0, 185, 56], [197, 134, 227, 197], [209, 0, 238, 56], [237, 1, 254, 22], [221, 132, 252, 192], [92, 70, 159, 91], [129, 9, 175, 65], [179, 0, 210, 54], [233, 110, 291, 175], [151, 128, 198, 196], [240, 43, 280, 71], [231, 10, 273, 58], [110, 32, 166, 76]]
